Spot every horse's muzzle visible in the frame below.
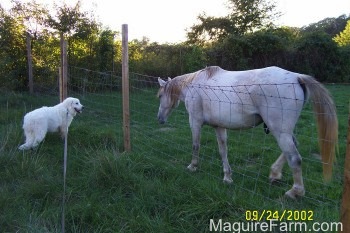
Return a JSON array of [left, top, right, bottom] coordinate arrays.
[[158, 116, 166, 124]]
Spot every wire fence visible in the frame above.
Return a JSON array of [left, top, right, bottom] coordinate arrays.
[[1, 65, 348, 230], [66, 66, 348, 207]]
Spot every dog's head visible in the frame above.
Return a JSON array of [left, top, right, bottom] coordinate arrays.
[[64, 97, 84, 116]]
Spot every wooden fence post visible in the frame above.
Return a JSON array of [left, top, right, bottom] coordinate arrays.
[[122, 24, 131, 152], [341, 104, 350, 232], [59, 35, 68, 102]]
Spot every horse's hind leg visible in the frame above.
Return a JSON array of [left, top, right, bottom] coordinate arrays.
[[215, 127, 232, 183], [269, 136, 298, 183], [276, 133, 305, 198], [269, 153, 286, 183]]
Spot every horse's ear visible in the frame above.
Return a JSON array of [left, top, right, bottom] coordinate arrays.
[[167, 77, 171, 82], [158, 77, 166, 87]]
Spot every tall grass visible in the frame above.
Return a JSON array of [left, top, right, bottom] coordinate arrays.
[[0, 84, 348, 232]]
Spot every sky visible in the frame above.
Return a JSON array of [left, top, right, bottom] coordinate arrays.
[[1, 0, 350, 43]]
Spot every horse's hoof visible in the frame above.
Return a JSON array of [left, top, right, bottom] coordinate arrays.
[[223, 177, 233, 184], [187, 164, 197, 172], [269, 172, 282, 182], [269, 178, 282, 185], [285, 190, 297, 199], [285, 188, 305, 199]]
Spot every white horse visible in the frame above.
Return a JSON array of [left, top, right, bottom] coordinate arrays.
[[157, 66, 338, 199]]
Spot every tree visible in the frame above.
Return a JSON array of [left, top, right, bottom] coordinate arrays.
[[226, 0, 279, 34], [333, 20, 350, 47], [186, 14, 233, 45], [302, 15, 350, 37], [186, 0, 280, 44], [293, 32, 340, 82], [45, 1, 101, 69], [10, 0, 49, 37], [98, 29, 118, 72], [46, 1, 85, 38], [8, 0, 50, 92], [0, 5, 27, 90], [245, 27, 298, 68]]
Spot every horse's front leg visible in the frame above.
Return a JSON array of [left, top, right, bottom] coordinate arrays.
[[215, 127, 232, 183], [187, 124, 201, 172]]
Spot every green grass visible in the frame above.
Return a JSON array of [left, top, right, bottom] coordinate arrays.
[[0, 84, 349, 232]]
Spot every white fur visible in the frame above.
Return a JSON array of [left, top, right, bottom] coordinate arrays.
[[19, 97, 84, 150]]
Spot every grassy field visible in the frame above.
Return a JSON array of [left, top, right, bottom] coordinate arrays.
[[0, 83, 349, 232]]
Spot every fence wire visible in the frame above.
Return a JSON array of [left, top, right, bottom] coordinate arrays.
[[66, 67, 348, 210], [1, 66, 348, 231]]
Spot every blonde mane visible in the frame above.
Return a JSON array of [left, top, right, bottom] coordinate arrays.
[[203, 66, 221, 79], [158, 66, 222, 108]]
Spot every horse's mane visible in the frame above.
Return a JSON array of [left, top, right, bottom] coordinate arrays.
[[203, 66, 222, 79], [160, 66, 222, 107], [173, 66, 222, 89]]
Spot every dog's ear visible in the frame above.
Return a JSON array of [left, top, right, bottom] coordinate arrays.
[[70, 98, 77, 105], [69, 99, 77, 110]]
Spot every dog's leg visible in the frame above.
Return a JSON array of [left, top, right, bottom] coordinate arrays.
[[32, 127, 47, 148], [19, 143, 31, 150], [19, 128, 35, 150], [60, 125, 68, 139]]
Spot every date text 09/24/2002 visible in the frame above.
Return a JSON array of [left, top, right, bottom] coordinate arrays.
[[245, 210, 313, 222]]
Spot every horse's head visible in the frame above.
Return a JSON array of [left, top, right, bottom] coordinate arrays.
[[157, 77, 180, 124]]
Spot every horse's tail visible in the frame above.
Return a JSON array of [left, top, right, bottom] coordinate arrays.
[[298, 76, 338, 182]]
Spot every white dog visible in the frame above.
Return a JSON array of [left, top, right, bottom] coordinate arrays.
[[19, 97, 84, 150]]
